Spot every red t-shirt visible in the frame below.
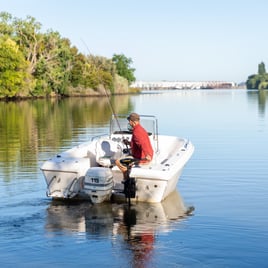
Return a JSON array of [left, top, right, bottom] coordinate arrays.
[[131, 124, 153, 162]]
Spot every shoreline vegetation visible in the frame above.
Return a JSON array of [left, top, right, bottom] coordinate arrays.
[[1, 12, 267, 102], [246, 62, 268, 90], [0, 12, 138, 101]]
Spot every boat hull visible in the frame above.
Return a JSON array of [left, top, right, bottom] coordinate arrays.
[[41, 156, 90, 199], [111, 166, 183, 203]]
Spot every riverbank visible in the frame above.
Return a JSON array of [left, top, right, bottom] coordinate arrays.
[[0, 86, 141, 102]]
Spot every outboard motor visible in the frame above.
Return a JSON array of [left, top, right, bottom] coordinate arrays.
[[83, 167, 114, 204], [124, 177, 136, 199], [120, 158, 137, 205]]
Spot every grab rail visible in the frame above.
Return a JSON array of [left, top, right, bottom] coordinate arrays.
[[63, 177, 79, 198], [46, 175, 57, 196]]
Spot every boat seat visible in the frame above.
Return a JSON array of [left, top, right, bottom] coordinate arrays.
[[95, 139, 123, 167]]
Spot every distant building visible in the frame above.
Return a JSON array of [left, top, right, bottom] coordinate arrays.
[[131, 81, 237, 90]]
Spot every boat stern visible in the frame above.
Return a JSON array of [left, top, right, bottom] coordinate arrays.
[[41, 156, 90, 199]]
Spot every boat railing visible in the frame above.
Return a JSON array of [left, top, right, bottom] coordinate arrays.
[[110, 114, 159, 153], [90, 133, 109, 141]]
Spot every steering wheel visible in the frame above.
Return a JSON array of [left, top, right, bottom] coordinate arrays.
[[119, 158, 138, 167]]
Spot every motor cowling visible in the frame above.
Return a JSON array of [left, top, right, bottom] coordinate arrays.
[[83, 167, 114, 203]]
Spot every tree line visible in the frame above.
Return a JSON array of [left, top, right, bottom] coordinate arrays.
[[0, 12, 136, 99], [246, 62, 268, 90]]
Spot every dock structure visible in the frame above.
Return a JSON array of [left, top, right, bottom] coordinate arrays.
[[131, 81, 236, 90]]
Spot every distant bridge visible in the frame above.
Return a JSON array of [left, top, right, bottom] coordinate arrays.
[[131, 80, 237, 90]]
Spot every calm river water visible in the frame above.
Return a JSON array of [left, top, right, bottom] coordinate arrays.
[[0, 89, 268, 267]]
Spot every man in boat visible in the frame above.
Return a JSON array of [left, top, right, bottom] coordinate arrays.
[[115, 112, 154, 180]]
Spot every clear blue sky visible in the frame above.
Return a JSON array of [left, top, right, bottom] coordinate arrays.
[[2, 0, 268, 83]]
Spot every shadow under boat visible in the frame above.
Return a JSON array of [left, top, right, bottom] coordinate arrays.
[[45, 189, 194, 238]]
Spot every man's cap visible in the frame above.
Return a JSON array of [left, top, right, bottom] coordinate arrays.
[[127, 112, 140, 121]]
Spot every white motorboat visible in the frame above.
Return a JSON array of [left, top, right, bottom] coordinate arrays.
[[41, 114, 194, 203]]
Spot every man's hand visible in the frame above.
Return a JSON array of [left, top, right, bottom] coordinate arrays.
[[123, 139, 130, 146], [145, 155, 152, 161]]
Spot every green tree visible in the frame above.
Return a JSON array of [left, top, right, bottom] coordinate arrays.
[[246, 74, 259, 89], [112, 54, 136, 85], [83, 55, 115, 91], [33, 31, 74, 95], [258, 62, 266, 75], [0, 12, 14, 37], [69, 49, 86, 87], [246, 62, 268, 90], [0, 12, 133, 98], [12, 15, 42, 75], [0, 37, 31, 97]]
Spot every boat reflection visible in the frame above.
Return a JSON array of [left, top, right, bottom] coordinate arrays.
[[45, 190, 194, 265], [45, 190, 194, 237], [110, 191, 194, 266]]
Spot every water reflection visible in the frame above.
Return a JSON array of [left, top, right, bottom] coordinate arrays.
[[247, 89, 268, 117], [257, 90, 267, 116], [45, 190, 194, 264], [0, 95, 133, 180], [45, 190, 193, 235]]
